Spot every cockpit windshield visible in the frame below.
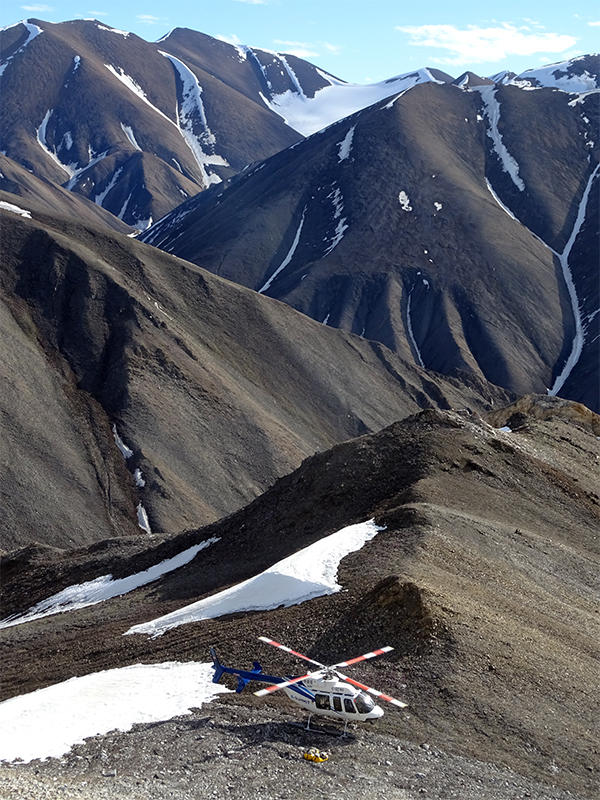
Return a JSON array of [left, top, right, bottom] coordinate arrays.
[[354, 691, 376, 714]]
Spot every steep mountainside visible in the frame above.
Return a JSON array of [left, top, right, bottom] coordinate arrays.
[[0, 158, 133, 233], [142, 71, 600, 411], [0, 201, 509, 551], [1, 401, 598, 797], [0, 19, 304, 229]]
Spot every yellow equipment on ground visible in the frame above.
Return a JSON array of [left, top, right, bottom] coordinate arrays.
[[303, 747, 329, 763]]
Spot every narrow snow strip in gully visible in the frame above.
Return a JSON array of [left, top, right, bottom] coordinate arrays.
[[161, 52, 229, 185], [105, 64, 175, 126], [258, 206, 306, 293], [121, 123, 142, 151], [476, 86, 525, 191], [94, 166, 123, 206], [406, 287, 425, 368], [548, 162, 600, 396], [486, 163, 600, 394], [0, 538, 220, 629], [36, 110, 72, 178], [278, 53, 306, 99], [0, 662, 232, 763], [323, 186, 349, 256], [36, 112, 109, 189], [126, 519, 385, 638], [0, 21, 43, 77]]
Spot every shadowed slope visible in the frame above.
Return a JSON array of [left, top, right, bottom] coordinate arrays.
[[0, 202, 509, 550]]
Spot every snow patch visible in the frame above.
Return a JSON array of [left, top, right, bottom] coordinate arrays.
[[0, 201, 31, 218], [97, 24, 129, 37], [134, 468, 146, 487], [94, 167, 123, 207], [398, 191, 412, 211], [323, 185, 349, 255], [112, 424, 133, 458], [137, 502, 151, 534], [60, 131, 73, 151], [0, 538, 220, 629], [132, 216, 153, 232], [337, 125, 355, 162], [126, 520, 385, 638], [511, 62, 599, 94], [261, 67, 444, 136], [0, 662, 231, 763]]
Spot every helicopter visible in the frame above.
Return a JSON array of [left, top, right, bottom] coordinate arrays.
[[210, 636, 407, 734]]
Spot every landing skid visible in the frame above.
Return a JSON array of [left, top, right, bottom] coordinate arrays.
[[289, 716, 356, 739]]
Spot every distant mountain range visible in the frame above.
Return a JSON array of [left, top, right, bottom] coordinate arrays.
[[2, 19, 596, 410], [140, 54, 599, 411], [1, 19, 599, 552]]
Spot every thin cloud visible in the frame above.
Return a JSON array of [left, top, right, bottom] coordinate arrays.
[[588, 21, 600, 27], [21, 4, 54, 10], [234, 0, 267, 4], [396, 23, 577, 66], [88, 10, 108, 15], [274, 39, 319, 58], [137, 15, 164, 23], [522, 18, 545, 30], [216, 33, 243, 45], [323, 42, 342, 56]]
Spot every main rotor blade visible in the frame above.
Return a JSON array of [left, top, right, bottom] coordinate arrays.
[[331, 646, 394, 669], [254, 669, 323, 697], [258, 637, 327, 669], [337, 671, 408, 708]]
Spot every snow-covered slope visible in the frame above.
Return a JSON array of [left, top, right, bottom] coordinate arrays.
[[259, 66, 450, 136], [0, 662, 231, 762]]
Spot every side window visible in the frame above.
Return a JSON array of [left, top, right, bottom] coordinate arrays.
[[315, 693, 331, 710], [333, 696, 342, 712], [344, 698, 356, 713]]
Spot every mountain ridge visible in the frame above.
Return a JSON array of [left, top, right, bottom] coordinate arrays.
[[141, 76, 599, 411], [1, 400, 598, 797]]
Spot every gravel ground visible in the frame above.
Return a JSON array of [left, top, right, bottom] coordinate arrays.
[[0, 695, 590, 800]]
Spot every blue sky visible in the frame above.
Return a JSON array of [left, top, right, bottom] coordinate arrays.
[[2, 0, 599, 83]]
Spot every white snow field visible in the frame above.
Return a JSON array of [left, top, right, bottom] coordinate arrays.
[[127, 519, 385, 638], [0, 662, 232, 763], [261, 67, 444, 136]]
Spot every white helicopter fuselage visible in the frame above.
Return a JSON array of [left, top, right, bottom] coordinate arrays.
[[285, 676, 384, 724]]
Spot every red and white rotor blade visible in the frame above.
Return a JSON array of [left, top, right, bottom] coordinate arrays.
[[258, 637, 326, 669], [254, 669, 323, 697], [338, 672, 407, 708], [331, 646, 394, 669]]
